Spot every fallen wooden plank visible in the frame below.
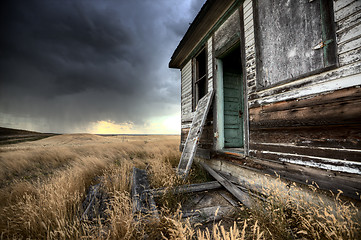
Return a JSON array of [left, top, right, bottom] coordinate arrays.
[[200, 162, 253, 208], [218, 191, 239, 207], [81, 183, 101, 221], [131, 167, 159, 219], [218, 170, 268, 202], [182, 206, 235, 223], [146, 181, 222, 197], [177, 90, 214, 178]]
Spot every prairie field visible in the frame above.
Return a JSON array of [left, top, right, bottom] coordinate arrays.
[[0, 134, 360, 239]]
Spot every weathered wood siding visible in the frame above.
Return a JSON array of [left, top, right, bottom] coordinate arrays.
[[180, 60, 193, 146], [245, 0, 361, 178], [175, 0, 361, 198], [243, 0, 257, 100], [336, 0, 361, 66], [181, 60, 193, 120], [181, 39, 214, 149], [200, 37, 214, 151], [207, 37, 213, 92]]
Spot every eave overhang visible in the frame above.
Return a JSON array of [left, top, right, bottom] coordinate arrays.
[[169, 0, 238, 69]]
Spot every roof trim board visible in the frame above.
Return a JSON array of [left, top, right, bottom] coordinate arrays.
[[169, 0, 243, 69]]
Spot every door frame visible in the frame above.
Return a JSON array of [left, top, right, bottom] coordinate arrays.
[[215, 42, 248, 152]]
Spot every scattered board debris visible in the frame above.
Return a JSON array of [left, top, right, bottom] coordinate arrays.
[[146, 181, 222, 197], [200, 162, 253, 208], [81, 183, 101, 221], [182, 205, 235, 223], [131, 167, 159, 219], [81, 181, 110, 222]]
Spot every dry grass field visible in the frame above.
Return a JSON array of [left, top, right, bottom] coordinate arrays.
[[0, 133, 360, 239]]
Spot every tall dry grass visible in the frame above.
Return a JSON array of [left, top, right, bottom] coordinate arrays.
[[0, 134, 181, 239], [0, 134, 360, 239]]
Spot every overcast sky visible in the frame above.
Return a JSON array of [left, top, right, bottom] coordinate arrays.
[[0, 0, 205, 134]]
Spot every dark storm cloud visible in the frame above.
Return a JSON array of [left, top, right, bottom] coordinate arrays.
[[0, 0, 206, 133]]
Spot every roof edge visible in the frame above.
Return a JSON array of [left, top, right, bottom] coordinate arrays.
[[169, 0, 216, 69], [169, 0, 241, 69]]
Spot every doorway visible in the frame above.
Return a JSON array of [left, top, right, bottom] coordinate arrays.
[[221, 44, 243, 148]]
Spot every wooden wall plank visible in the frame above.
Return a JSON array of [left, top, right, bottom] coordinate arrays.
[[249, 66, 361, 107], [181, 112, 195, 123], [336, 9, 361, 34], [243, 0, 257, 97], [250, 143, 361, 163], [181, 60, 193, 122], [334, 0, 361, 21], [339, 47, 361, 65], [243, 0, 252, 15], [207, 37, 213, 80], [249, 86, 361, 128], [337, 22, 361, 44], [248, 150, 361, 175], [334, 0, 356, 11], [338, 36, 361, 54], [252, 86, 361, 112], [250, 125, 361, 150], [207, 37, 213, 92]]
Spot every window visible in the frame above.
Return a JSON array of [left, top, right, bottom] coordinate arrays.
[[193, 47, 207, 110], [254, 0, 337, 89]]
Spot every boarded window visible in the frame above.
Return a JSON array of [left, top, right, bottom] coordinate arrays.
[[193, 48, 208, 110], [254, 0, 337, 89]]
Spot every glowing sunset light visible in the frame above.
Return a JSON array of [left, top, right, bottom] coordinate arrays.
[[89, 114, 180, 135]]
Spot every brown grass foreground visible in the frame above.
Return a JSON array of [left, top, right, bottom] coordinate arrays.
[[0, 134, 360, 239]]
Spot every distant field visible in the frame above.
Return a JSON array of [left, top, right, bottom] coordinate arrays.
[[0, 127, 56, 145], [0, 132, 360, 239]]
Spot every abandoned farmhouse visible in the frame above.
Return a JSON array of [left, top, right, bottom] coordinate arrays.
[[169, 0, 361, 199]]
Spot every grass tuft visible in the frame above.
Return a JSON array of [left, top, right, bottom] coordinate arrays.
[[0, 134, 360, 239]]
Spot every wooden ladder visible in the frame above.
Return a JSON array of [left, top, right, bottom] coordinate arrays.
[[177, 90, 214, 178]]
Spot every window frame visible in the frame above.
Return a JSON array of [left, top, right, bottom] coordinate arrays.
[[192, 46, 208, 111]]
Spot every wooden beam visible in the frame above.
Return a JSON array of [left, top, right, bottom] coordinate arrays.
[[218, 170, 268, 202], [200, 162, 253, 208], [131, 167, 159, 219], [81, 183, 101, 221], [182, 206, 235, 223], [147, 181, 222, 197], [218, 191, 239, 207]]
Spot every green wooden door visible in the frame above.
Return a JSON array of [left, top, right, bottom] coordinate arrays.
[[223, 72, 243, 148]]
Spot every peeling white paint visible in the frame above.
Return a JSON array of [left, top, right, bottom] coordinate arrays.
[[256, 142, 361, 154], [279, 158, 361, 175], [258, 150, 361, 166], [251, 69, 361, 106], [249, 149, 361, 174], [181, 123, 192, 129]]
